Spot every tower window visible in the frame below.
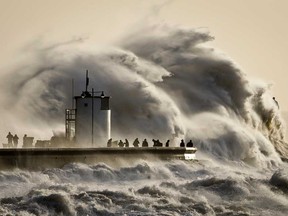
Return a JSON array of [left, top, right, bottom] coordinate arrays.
[[84, 103, 88, 107]]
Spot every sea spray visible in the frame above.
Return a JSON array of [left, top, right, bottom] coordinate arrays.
[[0, 25, 286, 167], [122, 25, 287, 166]]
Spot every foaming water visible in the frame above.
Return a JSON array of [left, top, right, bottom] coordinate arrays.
[[0, 161, 287, 215]]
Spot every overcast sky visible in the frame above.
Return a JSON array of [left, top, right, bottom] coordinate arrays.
[[0, 0, 287, 111]]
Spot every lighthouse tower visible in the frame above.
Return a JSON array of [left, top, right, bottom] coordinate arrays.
[[65, 71, 111, 147]]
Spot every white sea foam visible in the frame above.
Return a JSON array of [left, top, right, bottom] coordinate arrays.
[[0, 161, 287, 215], [0, 25, 287, 215]]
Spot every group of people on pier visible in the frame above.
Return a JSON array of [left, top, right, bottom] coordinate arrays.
[[6, 132, 19, 147], [5, 132, 31, 148], [107, 138, 194, 148]]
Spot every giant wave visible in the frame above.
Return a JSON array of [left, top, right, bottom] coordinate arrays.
[[0, 25, 287, 215]]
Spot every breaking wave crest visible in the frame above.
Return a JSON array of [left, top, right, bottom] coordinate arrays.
[[1, 24, 288, 215], [0, 25, 287, 167]]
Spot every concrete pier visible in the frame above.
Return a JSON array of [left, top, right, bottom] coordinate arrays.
[[0, 147, 197, 170]]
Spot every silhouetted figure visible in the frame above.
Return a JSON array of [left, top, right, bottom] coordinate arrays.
[[180, 139, 185, 147], [107, 138, 112, 147], [152, 139, 163, 147], [6, 132, 13, 147], [273, 97, 279, 109], [22, 134, 34, 148], [13, 134, 19, 147], [118, 140, 124, 147], [165, 140, 170, 147], [186, 140, 194, 147], [124, 139, 129, 147], [133, 138, 140, 147], [152, 139, 159, 147], [142, 139, 149, 147], [23, 134, 27, 147]]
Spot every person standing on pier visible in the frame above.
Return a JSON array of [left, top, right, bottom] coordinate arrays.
[[165, 140, 170, 147], [107, 138, 112, 147], [13, 134, 19, 147], [6, 132, 13, 147], [124, 139, 129, 147], [142, 139, 149, 147], [133, 138, 140, 147], [118, 140, 124, 147], [180, 139, 185, 147], [23, 134, 27, 147], [186, 140, 194, 147]]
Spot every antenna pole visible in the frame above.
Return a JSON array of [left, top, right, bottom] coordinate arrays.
[[92, 88, 94, 146], [85, 70, 89, 92], [71, 78, 74, 109]]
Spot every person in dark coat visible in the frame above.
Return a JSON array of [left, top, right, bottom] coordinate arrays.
[[124, 139, 129, 147], [152, 139, 157, 147], [6, 132, 13, 146], [142, 139, 149, 147], [133, 138, 140, 147], [186, 140, 193, 147], [165, 140, 170, 147], [180, 139, 185, 147], [118, 140, 124, 147], [152, 139, 163, 147], [23, 134, 27, 147], [107, 138, 112, 147], [13, 134, 19, 147]]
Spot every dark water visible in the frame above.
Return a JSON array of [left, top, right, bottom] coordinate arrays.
[[0, 159, 287, 216]]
